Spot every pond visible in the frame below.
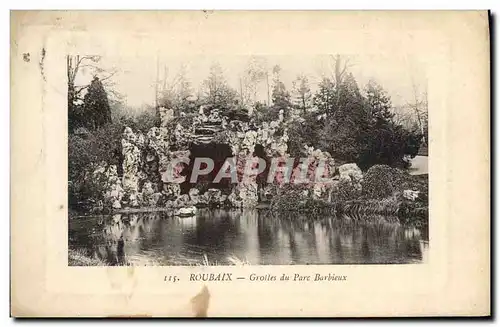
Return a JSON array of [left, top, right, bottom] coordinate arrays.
[[69, 209, 429, 266], [409, 155, 428, 175]]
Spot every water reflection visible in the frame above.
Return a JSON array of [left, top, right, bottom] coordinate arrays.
[[68, 209, 429, 266]]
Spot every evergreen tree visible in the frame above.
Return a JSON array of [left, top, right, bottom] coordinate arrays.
[[313, 77, 335, 114], [271, 65, 292, 119], [365, 80, 394, 121], [291, 74, 312, 114], [83, 76, 112, 130], [202, 62, 238, 111]]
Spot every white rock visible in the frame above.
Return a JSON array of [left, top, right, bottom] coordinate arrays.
[[403, 190, 420, 201]]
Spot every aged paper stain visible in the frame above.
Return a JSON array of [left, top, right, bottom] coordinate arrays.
[[203, 10, 214, 19], [39, 48, 46, 81], [190, 285, 210, 317]]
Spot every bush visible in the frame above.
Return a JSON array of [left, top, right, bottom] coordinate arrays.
[[333, 178, 362, 201], [113, 107, 159, 133], [362, 165, 428, 202], [362, 165, 404, 199], [69, 124, 123, 181], [286, 112, 322, 158], [269, 184, 309, 211], [69, 123, 125, 208]]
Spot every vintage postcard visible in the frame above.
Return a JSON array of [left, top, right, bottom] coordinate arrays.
[[10, 11, 490, 317]]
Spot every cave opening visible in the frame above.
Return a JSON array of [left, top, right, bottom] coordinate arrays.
[[180, 143, 234, 195], [179, 143, 272, 197]]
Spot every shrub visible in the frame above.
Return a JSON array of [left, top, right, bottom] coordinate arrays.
[[362, 164, 428, 202], [362, 165, 404, 199], [68, 123, 124, 208], [269, 184, 309, 211], [68, 124, 123, 181]]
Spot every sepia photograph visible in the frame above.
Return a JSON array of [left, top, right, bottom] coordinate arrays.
[[67, 54, 429, 266], [11, 10, 489, 317]]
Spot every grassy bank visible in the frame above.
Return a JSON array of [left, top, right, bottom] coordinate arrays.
[[68, 249, 107, 266]]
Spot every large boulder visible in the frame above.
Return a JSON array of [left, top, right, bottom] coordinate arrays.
[[158, 107, 175, 127], [121, 127, 142, 206], [233, 182, 258, 208], [173, 194, 191, 208], [338, 163, 363, 189], [189, 188, 201, 205], [141, 181, 161, 206], [202, 188, 225, 206], [103, 165, 124, 209]]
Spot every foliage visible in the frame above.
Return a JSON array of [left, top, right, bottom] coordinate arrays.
[[158, 64, 198, 115], [269, 184, 309, 211], [68, 249, 107, 266], [362, 165, 407, 199], [201, 62, 239, 111], [240, 56, 269, 105], [252, 102, 279, 124], [67, 55, 118, 133], [312, 77, 423, 169], [68, 55, 427, 213], [286, 111, 322, 158], [291, 74, 313, 113], [112, 105, 159, 133], [82, 77, 113, 130], [270, 64, 293, 119], [272, 81, 292, 114], [362, 165, 428, 203], [313, 78, 336, 115], [68, 123, 124, 207], [334, 179, 363, 201]]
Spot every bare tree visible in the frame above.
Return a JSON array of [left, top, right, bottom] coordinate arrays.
[[329, 54, 354, 88], [328, 54, 355, 109], [408, 79, 428, 145], [67, 55, 120, 132], [158, 63, 194, 113], [67, 55, 118, 107], [239, 56, 268, 106], [292, 74, 312, 114]]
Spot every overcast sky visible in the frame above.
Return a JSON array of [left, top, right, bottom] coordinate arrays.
[[75, 54, 427, 109]]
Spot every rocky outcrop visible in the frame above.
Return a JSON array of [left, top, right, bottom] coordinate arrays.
[[103, 165, 124, 209], [158, 107, 174, 127], [188, 188, 200, 205], [141, 181, 162, 207], [338, 163, 363, 192], [92, 106, 354, 211], [122, 127, 141, 207]]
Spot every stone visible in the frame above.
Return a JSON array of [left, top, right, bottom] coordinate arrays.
[[152, 192, 163, 204], [203, 188, 223, 205], [100, 164, 124, 209], [158, 107, 175, 127], [338, 163, 363, 192], [403, 189, 420, 201], [163, 183, 181, 200], [122, 127, 142, 205], [235, 182, 258, 207], [178, 194, 193, 208], [174, 206, 197, 217], [141, 181, 158, 206], [189, 188, 201, 205], [128, 192, 139, 207], [227, 188, 243, 208]]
